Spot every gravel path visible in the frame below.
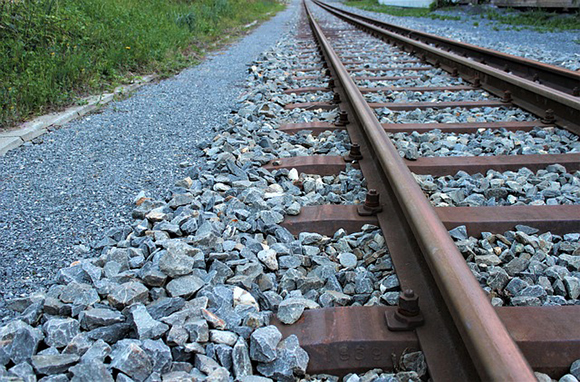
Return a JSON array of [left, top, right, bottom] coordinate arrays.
[[0, 1, 299, 319], [330, 0, 580, 70]]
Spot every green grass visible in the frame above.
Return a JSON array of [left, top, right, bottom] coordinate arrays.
[[0, 0, 284, 128], [344, 0, 460, 20], [480, 9, 580, 32]]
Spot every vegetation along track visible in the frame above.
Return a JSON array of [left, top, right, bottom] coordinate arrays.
[[265, 1, 580, 381]]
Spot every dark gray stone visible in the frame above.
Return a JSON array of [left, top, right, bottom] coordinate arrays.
[[232, 337, 252, 379], [166, 275, 204, 298], [129, 304, 169, 340], [0, 320, 44, 365], [81, 339, 111, 364], [250, 326, 282, 363], [86, 323, 132, 344], [107, 282, 149, 310], [80, 308, 125, 330], [142, 339, 172, 374], [70, 360, 114, 382], [256, 335, 308, 381], [110, 342, 154, 382], [43, 318, 80, 349], [277, 298, 306, 325], [184, 319, 209, 343], [159, 250, 194, 278], [146, 297, 186, 320]]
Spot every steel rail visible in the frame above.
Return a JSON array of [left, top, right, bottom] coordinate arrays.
[[313, 0, 580, 97], [313, 0, 580, 135], [303, 2, 536, 380]]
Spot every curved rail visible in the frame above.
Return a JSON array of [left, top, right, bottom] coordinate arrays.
[[313, 0, 580, 135], [303, 1, 536, 380]]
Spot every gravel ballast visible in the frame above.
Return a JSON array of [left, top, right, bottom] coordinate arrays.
[[0, 1, 299, 318]]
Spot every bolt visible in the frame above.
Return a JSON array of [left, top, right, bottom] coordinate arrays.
[[542, 109, 555, 124], [532, 73, 540, 82], [335, 110, 349, 126], [573, 87, 579, 97], [325, 68, 331, 77], [397, 289, 420, 317], [364, 189, 380, 209], [473, 77, 481, 88], [333, 93, 341, 103], [328, 79, 335, 89], [503, 64, 510, 72], [434, 60, 440, 68], [345, 143, 363, 161], [502, 90, 512, 103], [451, 68, 459, 77]]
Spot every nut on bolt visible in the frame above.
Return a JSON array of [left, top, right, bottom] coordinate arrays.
[[385, 289, 425, 332], [357, 189, 383, 216], [542, 109, 555, 124], [343, 143, 362, 162], [334, 110, 349, 126], [502, 90, 512, 103]]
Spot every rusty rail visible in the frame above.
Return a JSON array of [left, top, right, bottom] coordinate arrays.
[[313, 0, 580, 135], [303, 2, 536, 380]]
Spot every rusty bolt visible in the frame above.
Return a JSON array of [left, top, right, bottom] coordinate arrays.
[[542, 109, 555, 124], [365, 189, 380, 208], [434, 60, 441, 68], [325, 68, 331, 77], [398, 289, 420, 317], [335, 110, 349, 126], [333, 93, 341, 104], [451, 68, 459, 77], [502, 90, 512, 103], [473, 77, 481, 88], [328, 79, 335, 89], [344, 142, 363, 161]]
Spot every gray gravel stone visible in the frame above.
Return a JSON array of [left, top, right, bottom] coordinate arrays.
[[165, 275, 204, 298], [232, 337, 252, 379], [250, 325, 282, 363], [129, 304, 169, 340], [31, 354, 79, 375], [110, 341, 154, 382], [80, 308, 125, 330], [70, 360, 114, 382], [276, 298, 306, 325]]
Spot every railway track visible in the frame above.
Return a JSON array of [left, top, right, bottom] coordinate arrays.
[[1, 1, 579, 381], [264, 1, 580, 380]]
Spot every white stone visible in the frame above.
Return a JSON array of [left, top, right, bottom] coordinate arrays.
[[233, 286, 259, 311]]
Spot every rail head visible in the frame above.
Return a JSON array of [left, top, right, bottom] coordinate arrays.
[[303, 1, 536, 380]]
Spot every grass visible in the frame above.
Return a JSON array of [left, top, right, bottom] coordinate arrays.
[[0, 0, 284, 128], [480, 9, 580, 32], [344, 0, 460, 20]]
